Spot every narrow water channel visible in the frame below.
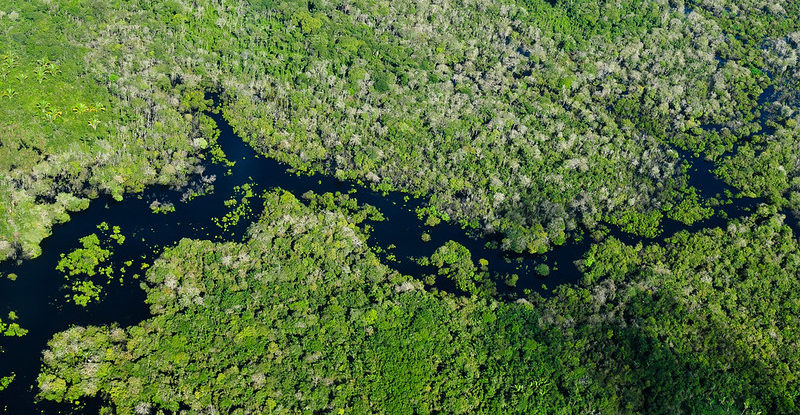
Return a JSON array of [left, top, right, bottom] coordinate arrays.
[[0, 103, 784, 412]]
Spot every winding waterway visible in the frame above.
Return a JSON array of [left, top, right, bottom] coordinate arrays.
[[0, 106, 789, 413]]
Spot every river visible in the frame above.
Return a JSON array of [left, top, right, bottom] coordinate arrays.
[[0, 104, 787, 412]]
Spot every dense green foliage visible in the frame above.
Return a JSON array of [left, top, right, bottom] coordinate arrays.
[[427, 240, 494, 297], [552, 205, 800, 413], [716, 33, 800, 209], [37, 191, 800, 414], [5, 0, 800, 413], [55, 223, 128, 305], [0, 2, 220, 261], [56, 233, 111, 278], [4, 0, 798, 259], [37, 192, 580, 413]]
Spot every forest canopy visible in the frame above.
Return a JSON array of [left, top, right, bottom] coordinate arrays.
[[2, 0, 800, 413], [37, 192, 800, 414], [2, 0, 799, 260]]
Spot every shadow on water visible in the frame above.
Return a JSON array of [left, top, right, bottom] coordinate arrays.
[[0, 93, 790, 411]]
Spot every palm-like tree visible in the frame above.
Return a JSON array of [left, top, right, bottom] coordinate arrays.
[[34, 66, 47, 83], [34, 100, 62, 122], [36, 58, 56, 74], [35, 100, 50, 111], [0, 54, 15, 80], [42, 109, 62, 122], [88, 102, 106, 113], [73, 103, 88, 113], [33, 58, 58, 83]]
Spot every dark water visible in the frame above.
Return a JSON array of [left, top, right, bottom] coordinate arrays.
[[0, 110, 590, 413], [0, 101, 782, 412]]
